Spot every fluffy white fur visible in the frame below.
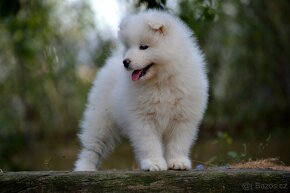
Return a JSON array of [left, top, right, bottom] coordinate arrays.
[[74, 10, 208, 171]]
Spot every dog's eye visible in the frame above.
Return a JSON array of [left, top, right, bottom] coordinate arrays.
[[139, 45, 149, 50]]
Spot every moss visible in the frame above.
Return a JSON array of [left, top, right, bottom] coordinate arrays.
[[0, 170, 289, 193]]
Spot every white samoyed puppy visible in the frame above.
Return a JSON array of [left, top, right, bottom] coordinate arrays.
[[74, 10, 208, 171]]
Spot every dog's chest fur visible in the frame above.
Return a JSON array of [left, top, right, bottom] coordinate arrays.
[[134, 81, 192, 131]]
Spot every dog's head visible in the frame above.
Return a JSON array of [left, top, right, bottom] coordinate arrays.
[[118, 10, 187, 82]]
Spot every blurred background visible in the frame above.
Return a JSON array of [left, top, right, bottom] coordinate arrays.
[[0, 0, 289, 171]]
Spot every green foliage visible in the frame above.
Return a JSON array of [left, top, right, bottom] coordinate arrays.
[[0, 0, 289, 170], [208, 132, 274, 166], [0, 0, 95, 170], [135, 0, 167, 9], [179, 0, 290, 131], [208, 131, 243, 165]]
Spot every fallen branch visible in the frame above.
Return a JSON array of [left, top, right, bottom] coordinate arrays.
[[0, 169, 289, 193]]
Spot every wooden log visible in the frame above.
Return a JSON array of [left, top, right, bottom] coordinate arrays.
[[0, 169, 289, 193]]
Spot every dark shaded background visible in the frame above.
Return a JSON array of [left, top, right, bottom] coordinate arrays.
[[0, 0, 289, 171]]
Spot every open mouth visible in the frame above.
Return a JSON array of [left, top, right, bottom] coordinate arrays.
[[131, 63, 153, 81]]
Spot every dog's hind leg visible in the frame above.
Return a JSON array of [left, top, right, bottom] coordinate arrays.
[[74, 107, 119, 171]]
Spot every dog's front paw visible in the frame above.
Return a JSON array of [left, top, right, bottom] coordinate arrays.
[[167, 157, 191, 170], [140, 158, 168, 171]]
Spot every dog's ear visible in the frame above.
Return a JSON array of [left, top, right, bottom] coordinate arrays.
[[148, 22, 165, 34]]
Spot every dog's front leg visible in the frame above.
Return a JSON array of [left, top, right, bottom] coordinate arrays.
[[164, 121, 199, 170], [128, 122, 167, 171]]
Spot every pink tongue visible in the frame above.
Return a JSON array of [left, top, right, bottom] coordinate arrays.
[[131, 70, 142, 81]]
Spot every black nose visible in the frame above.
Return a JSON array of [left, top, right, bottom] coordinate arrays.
[[123, 59, 131, 69]]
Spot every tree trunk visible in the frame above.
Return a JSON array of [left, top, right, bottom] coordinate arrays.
[[0, 169, 289, 193]]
